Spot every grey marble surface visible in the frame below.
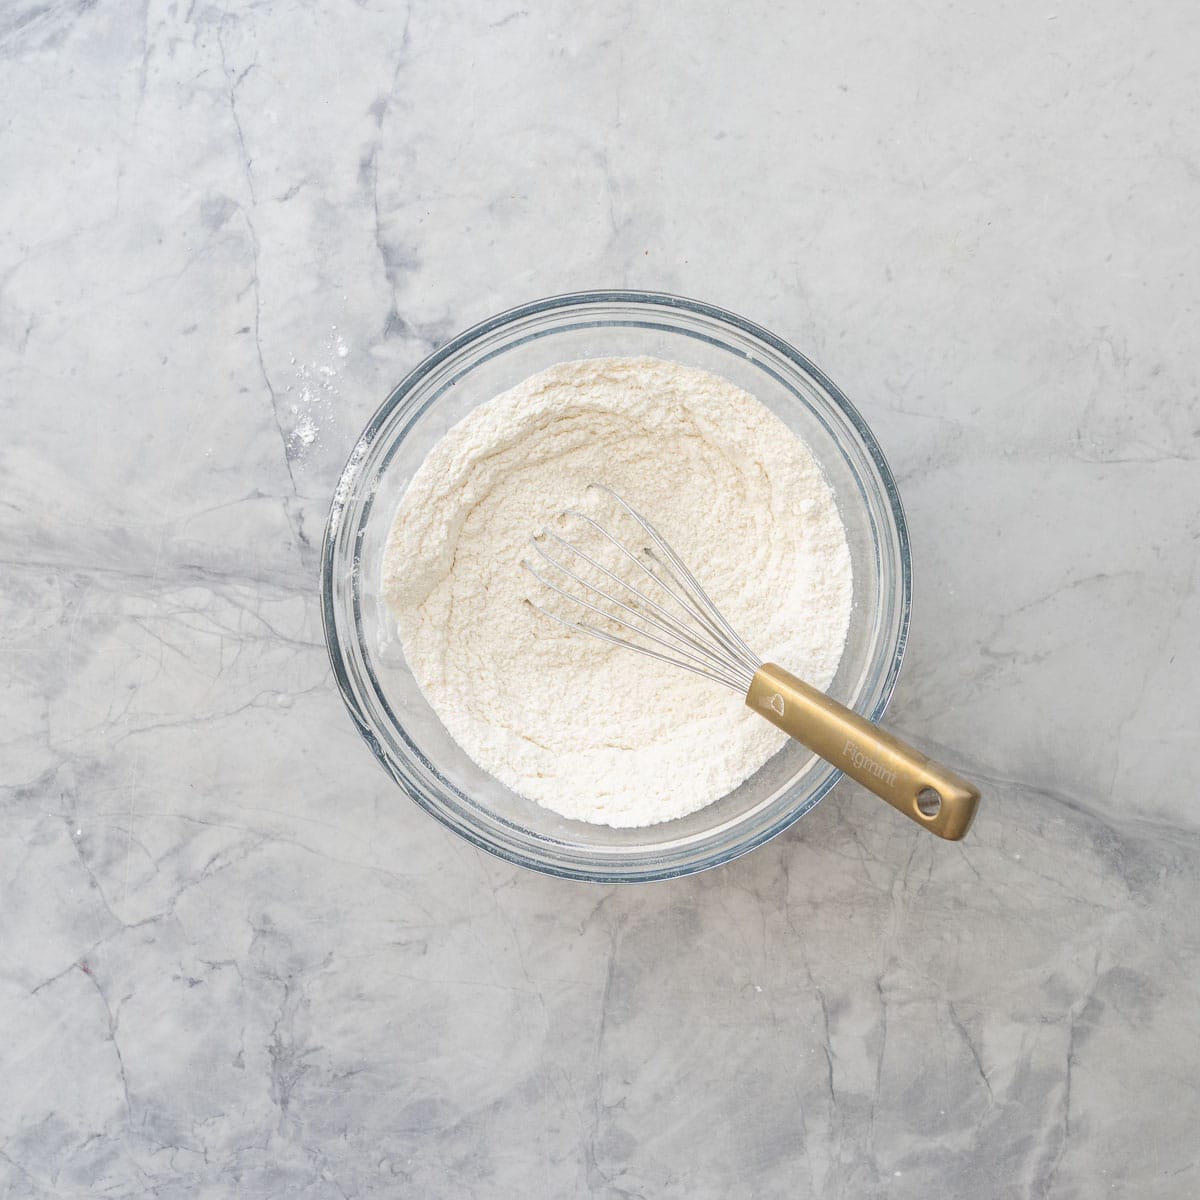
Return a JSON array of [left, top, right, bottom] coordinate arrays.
[[3, 0, 1198, 1196]]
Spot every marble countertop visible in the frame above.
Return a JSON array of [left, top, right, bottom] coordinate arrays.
[[3, 1, 1198, 1196]]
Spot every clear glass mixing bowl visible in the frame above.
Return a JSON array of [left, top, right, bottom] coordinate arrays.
[[321, 292, 911, 882]]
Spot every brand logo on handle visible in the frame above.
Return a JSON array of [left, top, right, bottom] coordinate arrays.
[[761, 692, 785, 716], [843, 740, 898, 787]]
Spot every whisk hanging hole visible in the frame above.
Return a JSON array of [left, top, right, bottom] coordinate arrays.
[[916, 787, 942, 818]]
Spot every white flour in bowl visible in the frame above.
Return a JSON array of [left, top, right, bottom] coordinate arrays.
[[381, 357, 853, 827]]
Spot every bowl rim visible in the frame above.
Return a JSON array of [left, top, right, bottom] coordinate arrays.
[[321, 289, 912, 881]]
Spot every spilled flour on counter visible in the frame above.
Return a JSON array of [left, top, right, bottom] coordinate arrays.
[[382, 357, 853, 827], [285, 327, 350, 459]]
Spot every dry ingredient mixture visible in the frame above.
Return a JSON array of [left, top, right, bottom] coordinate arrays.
[[382, 357, 853, 827]]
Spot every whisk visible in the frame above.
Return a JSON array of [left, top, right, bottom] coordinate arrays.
[[524, 485, 980, 840]]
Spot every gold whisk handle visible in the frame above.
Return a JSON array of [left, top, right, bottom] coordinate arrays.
[[747, 663, 981, 841]]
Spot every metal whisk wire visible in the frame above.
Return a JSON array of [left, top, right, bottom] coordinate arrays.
[[523, 485, 761, 694]]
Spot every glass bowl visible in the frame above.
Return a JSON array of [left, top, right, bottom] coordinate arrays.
[[321, 291, 911, 882]]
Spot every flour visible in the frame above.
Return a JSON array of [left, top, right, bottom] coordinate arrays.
[[285, 327, 350, 458], [293, 414, 318, 446], [382, 357, 853, 827]]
